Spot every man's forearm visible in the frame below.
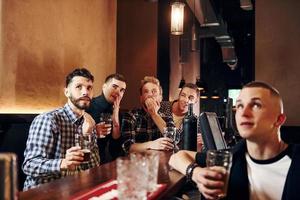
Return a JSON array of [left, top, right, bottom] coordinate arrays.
[[150, 113, 166, 134], [169, 150, 197, 174], [23, 157, 62, 177], [112, 108, 121, 139], [112, 124, 121, 139], [129, 141, 151, 153]]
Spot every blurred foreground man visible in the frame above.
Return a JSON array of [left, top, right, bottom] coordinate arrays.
[[169, 81, 300, 200], [23, 68, 100, 190]]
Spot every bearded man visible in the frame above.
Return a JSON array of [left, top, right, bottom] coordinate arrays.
[[22, 68, 100, 190]]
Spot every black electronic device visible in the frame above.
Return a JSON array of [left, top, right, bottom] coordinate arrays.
[[199, 112, 227, 150]]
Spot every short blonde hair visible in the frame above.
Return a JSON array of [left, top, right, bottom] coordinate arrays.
[[139, 76, 160, 95]]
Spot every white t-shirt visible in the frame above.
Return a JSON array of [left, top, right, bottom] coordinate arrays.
[[246, 147, 292, 200]]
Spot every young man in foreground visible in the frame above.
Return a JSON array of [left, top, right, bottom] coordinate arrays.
[[169, 81, 300, 200]]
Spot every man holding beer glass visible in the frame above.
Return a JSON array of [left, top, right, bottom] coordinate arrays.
[[86, 73, 126, 164], [22, 68, 100, 190], [169, 81, 300, 200]]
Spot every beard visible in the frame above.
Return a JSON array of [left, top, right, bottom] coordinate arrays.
[[69, 95, 91, 110]]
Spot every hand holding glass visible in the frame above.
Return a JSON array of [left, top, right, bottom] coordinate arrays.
[[206, 149, 232, 198], [163, 127, 176, 139], [163, 127, 180, 152], [75, 133, 91, 162], [96, 113, 112, 138]]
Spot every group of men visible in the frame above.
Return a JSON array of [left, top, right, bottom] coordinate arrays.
[[22, 67, 299, 200], [22, 68, 199, 190]]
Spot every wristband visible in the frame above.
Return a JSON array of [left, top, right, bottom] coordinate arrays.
[[186, 162, 198, 182], [121, 139, 134, 154]]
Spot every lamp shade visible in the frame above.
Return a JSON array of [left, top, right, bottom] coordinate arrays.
[[191, 24, 199, 51], [211, 90, 220, 99], [171, 2, 185, 35], [195, 77, 205, 91], [200, 90, 208, 99]]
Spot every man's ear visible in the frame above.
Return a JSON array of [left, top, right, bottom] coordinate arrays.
[[64, 87, 70, 98], [275, 114, 286, 127], [102, 83, 107, 91]]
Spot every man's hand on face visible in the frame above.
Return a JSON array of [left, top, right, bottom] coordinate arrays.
[[113, 95, 121, 110], [145, 97, 160, 116], [82, 113, 96, 135], [60, 146, 84, 170]]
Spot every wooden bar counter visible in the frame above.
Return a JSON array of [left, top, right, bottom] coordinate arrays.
[[19, 151, 185, 200]]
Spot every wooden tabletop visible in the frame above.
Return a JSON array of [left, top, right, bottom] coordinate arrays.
[[19, 151, 186, 200]]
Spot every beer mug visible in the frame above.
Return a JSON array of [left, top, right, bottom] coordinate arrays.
[[163, 126, 176, 140], [96, 113, 112, 138], [163, 126, 179, 152], [206, 149, 232, 198], [75, 133, 91, 162]]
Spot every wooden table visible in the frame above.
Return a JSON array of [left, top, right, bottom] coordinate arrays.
[[19, 151, 186, 200]]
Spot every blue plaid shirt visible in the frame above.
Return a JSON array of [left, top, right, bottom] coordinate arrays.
[[22, 104, 100, 190]]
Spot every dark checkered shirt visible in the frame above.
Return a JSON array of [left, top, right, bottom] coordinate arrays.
[[22, 103, 100, 190], [120, 107, 170, 153]]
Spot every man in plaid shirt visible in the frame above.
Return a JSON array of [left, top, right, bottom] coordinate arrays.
[[121, 76, 174, 153], [22, 68, 100, 190]]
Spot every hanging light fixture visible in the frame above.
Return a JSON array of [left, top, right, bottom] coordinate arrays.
[[195, 76, 205, 91], [240, 0, 253, 11], [191, 25, 199, 51], [178, 63, 186, 90], [171, 1, 185, 35], [211, 90, 220, 99], [200, 90, 208, 99], [191, 0, 199, 51]]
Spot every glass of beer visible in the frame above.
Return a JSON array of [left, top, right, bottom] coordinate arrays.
[[96, 113, 112, 138], [206, 149, 232, 198], [75, 133, 91, 162], [163, 126, 179, 152], [163, 126, 176, 140], [81, 134, 91, 162]]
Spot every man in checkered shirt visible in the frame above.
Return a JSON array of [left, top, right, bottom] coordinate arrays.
[[22, 68, 100, 190], [121, 76, 174, 153]]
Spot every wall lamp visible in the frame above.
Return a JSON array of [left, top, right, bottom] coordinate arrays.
[[171, 1, 185, 35]]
